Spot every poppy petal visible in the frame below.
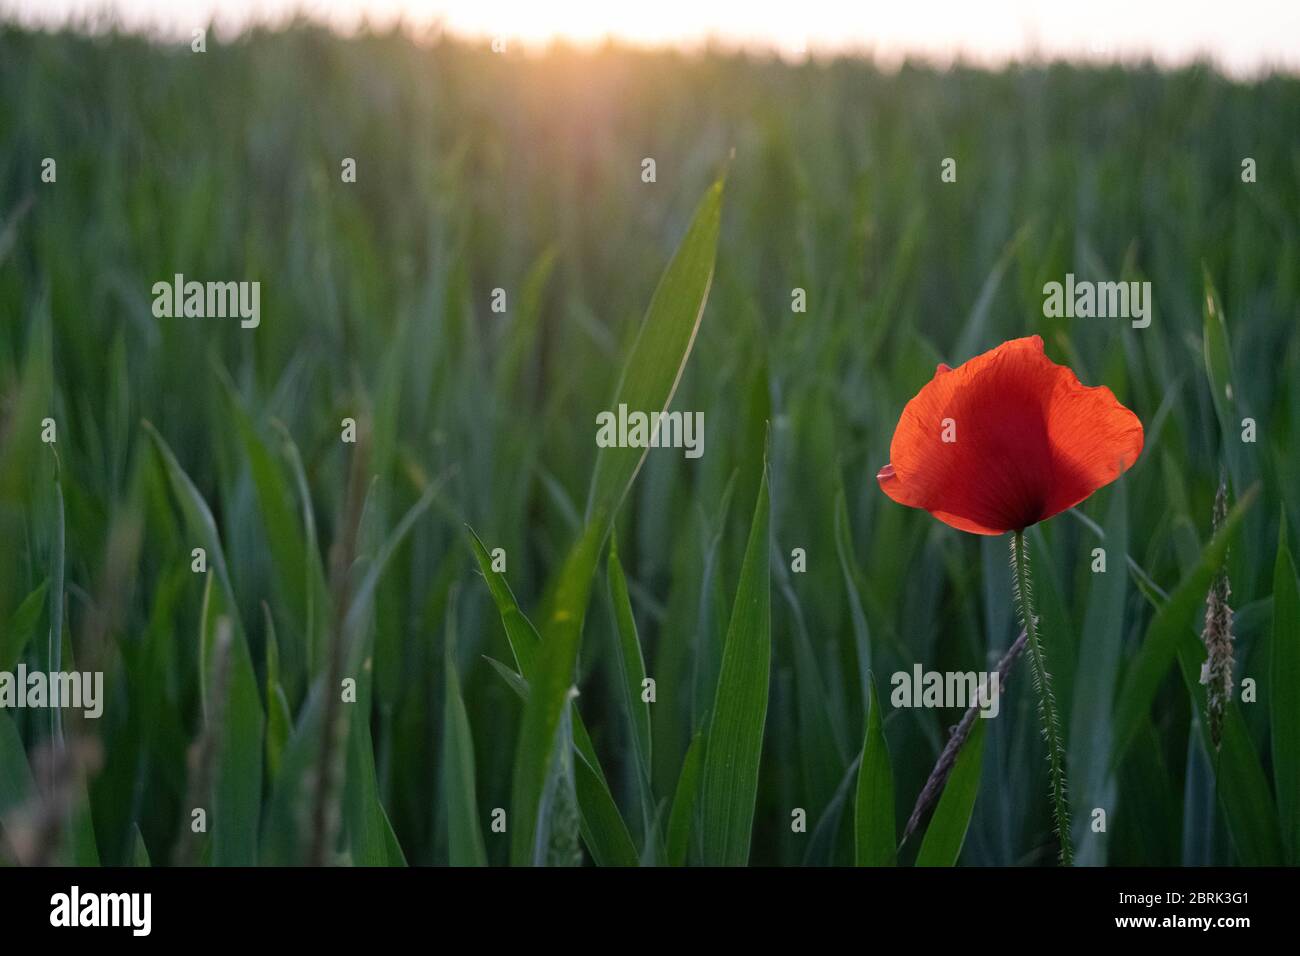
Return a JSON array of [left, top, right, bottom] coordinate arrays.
[[1040, 370, 1144, 518], [877, 336, 1142, 535]]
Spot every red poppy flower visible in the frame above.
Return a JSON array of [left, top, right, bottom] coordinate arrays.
[[876, 336, 1143, 535]]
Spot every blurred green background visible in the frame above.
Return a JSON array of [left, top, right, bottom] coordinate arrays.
[[0, 22, 1297, 866]]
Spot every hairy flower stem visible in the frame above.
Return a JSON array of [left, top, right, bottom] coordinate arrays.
[[1011, 531, 1073, 866]]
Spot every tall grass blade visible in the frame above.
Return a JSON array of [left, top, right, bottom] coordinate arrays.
[[915, 719, 987, 867], [145, 422, 263, 865], [1271, 517, 1300, 863], [854, 681, 895, 865], [700, 457, 770, 865], [443, 591, 489, 867], [511, 174, 725, 864]]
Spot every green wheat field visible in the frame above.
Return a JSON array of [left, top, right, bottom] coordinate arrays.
[[1, 21, 1297, 867]]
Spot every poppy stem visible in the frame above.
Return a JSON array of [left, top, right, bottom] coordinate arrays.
[[1010, 531, 1073, 866]]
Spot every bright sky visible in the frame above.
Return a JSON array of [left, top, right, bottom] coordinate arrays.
[[5, 0, 1299, 75]]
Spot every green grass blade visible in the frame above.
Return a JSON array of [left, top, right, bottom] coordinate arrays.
[[532, 690, 583, 865], [0, 710, 35, 818], [1202, 272, 1249, 493], [0, 302, 51, 622], [496, 245, 558, 395], [1068, 479, 1127, 865], [485, 663, 641, 866], [272, 420, 330, 679], [343, 661, 396, 865], [1270, 517, 1300, 863], [130, 825, 151, 867], [444, 594, 489, 867], [584, 173, 724, 528], [1110, 485, 1257, 770], [573, 748, 640, 866], [483, 655, 529, 699], [699, 459, 771, 866], [666, 730, 706, 867], [834, 485, 871, 705], [0, 579, 48, 672], [469, 527, 637, 863], [259, 683, 326, 865], [220, 371, 318, 697], [56, 627, 99, 865], [607, 531, 653, 804], [262, 603, 292, 782], [804, 753, 862, 866], [334, 484, 442, 866], [340, 483, 441, 670], [915, 718, 987, 867], [380, 803, 408, 866], [854, 681, 896, 866], [146, 421, 263, 865], [1174, 627, 1281, 864], [511, 174, 725, 864], [48, 452, 65, 743], [468, 525, 539, 676]]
